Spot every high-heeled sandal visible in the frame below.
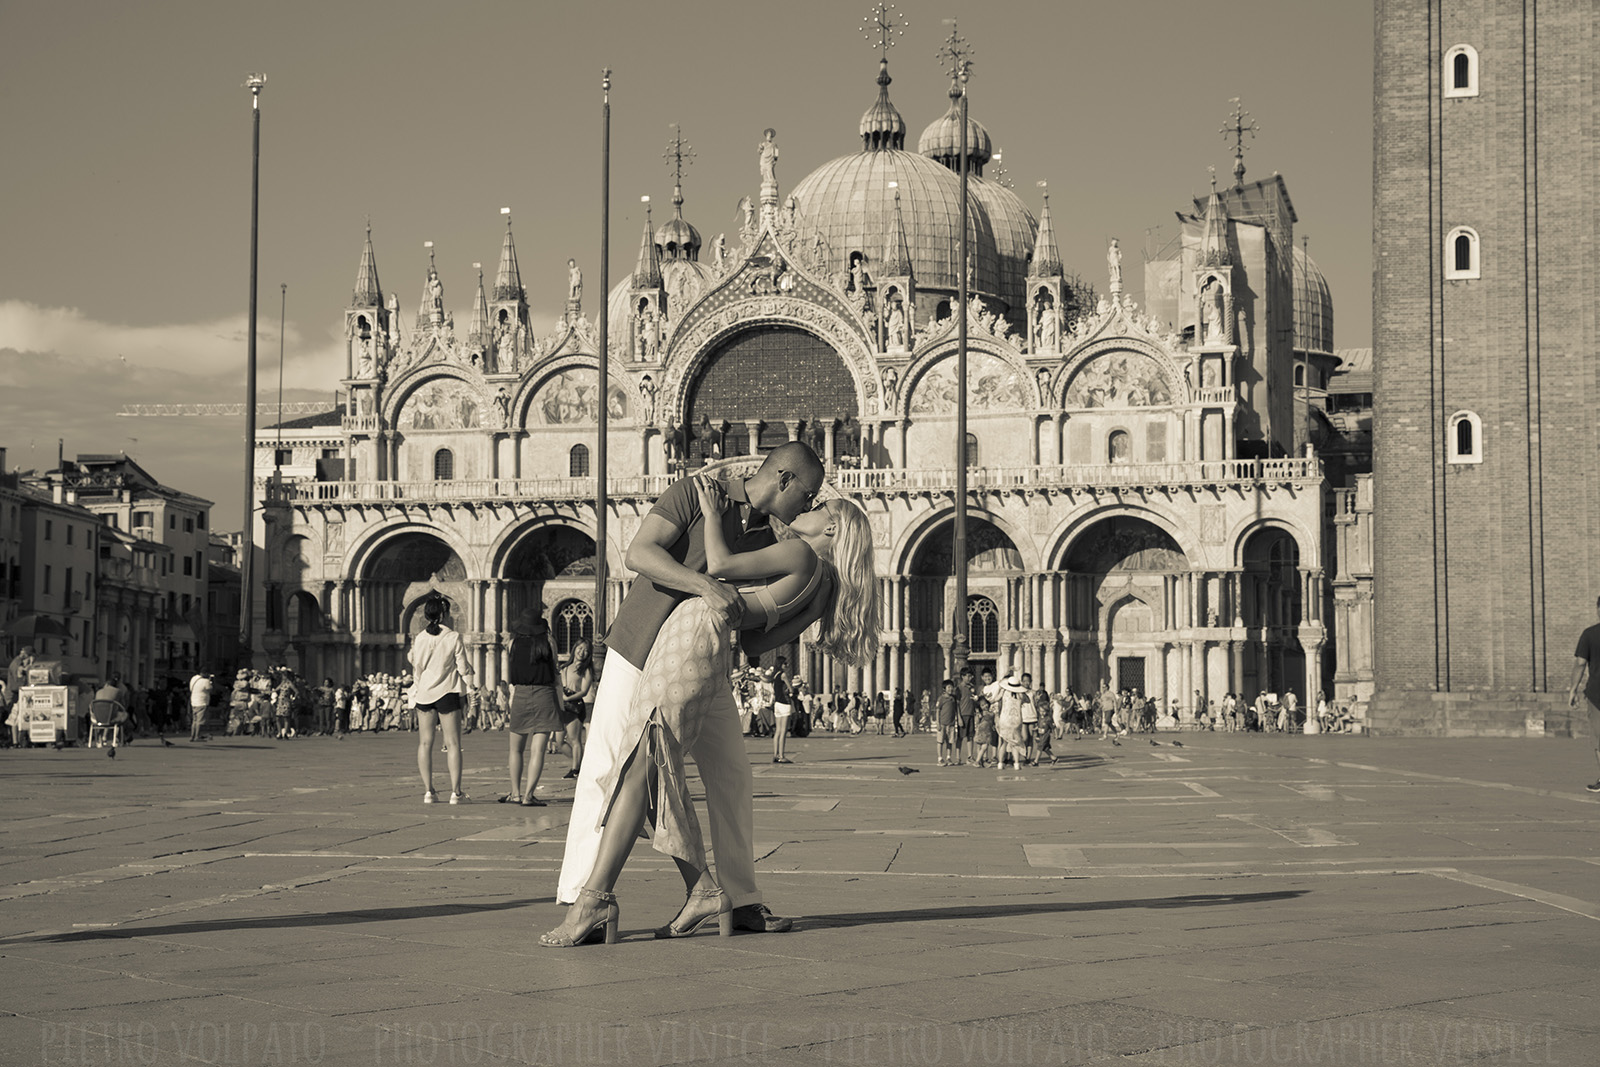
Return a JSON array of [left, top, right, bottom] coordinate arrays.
[[654, 887, 732, 939], [539, 887, 618, 947]]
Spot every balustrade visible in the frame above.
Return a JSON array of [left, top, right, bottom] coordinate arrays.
[[265, 457, 1319, 506]]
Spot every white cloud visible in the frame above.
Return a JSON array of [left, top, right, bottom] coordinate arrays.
[[0, 300, 343, 389]]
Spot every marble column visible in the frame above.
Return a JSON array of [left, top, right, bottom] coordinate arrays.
[[744, 420, 762, 458]]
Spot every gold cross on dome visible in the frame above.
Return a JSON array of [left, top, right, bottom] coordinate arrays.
[[1219, 98, 1260, 185], [663, 124, 695, 187], [862, 3, 906, 59], [937, 19, 974, 84]]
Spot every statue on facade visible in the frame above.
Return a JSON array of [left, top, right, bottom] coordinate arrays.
[[1035, 297, 1058, 351], [493, 386, 511, 427], [886, 302, 907, 349], [429, 272, 445, 323], [850, 257, 869, 294], [354, 336, 374, 378], [1036, 366, 1052, 402], [811, 232, 828, 274], [1201, 277, 1226, 344], [567, 259, 583, 303], [881, 366, 899, 411], [639, 374, 657, 425], [1107, 238, 1123, 290], [711, 232, 728, 271], [736, 197, 755, 236], [758, 127, 779, 185]]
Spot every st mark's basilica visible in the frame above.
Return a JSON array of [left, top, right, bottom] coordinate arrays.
[[255, 45, 1355, 718]]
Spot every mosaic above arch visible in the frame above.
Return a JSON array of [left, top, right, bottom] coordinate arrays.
[[1063, 349, 1175, 409], [398, 377, 482, 431], [528, 369, 630, 426], [909, 349, 1030, 414]]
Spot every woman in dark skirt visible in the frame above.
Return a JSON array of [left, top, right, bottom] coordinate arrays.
[[504, 608, 562, 806]]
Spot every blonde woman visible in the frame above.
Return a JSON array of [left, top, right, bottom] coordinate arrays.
[[558, 640, 595, 779], [541, 481, 878, 947]]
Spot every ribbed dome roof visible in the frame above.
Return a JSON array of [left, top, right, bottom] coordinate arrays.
[[655, 213, 701, 261], [790, 149, 1000, 295], [970, 177, 1037, 311], [917, 89, 993, 173], [1292, 245, 1334, 356], [859, 59, 906, 150]]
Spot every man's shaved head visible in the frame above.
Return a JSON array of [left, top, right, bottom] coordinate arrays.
[[749, 441, 826, 523]]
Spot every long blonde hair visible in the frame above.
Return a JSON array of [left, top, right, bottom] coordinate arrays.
[[810, 499, 879, 666]]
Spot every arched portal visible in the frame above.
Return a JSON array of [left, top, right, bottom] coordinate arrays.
[[903, 517, 1024, 688], [1063, 517, 1187, 699], [284, 590, 323, 678], [685, 326, 856, 464], [502, 525, 596, 631], [1240, 527, 1304, 708], [358, 532, 469, 677]]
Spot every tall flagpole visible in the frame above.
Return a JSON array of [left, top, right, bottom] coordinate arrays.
[[594, 69, 611, 659], [952, 56, 971, 683], [241, 73, 265, 668]]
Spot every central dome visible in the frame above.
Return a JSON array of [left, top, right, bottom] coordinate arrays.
[[790, 149, 1000, 296]]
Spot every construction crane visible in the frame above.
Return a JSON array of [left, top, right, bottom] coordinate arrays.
[[117, 402, 336, 418]]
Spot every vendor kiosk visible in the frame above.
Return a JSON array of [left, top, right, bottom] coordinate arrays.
[[16, 659, 98, 745]]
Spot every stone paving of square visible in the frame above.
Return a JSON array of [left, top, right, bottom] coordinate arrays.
[[1, 728, 1596, 1066]]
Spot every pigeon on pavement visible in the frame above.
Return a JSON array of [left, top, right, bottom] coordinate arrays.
[[898, 765, 920, 774]]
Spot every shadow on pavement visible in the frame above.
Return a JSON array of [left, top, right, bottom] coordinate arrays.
[[6, 899, 545, 944], [800, 890, 1309, 930]]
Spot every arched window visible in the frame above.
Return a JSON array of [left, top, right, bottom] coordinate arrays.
[[433, 448, 453, 481], [1108, 430, 1132, 464], [569, 443, 590, 478], [967, 595, 1000, 656], [1444, 45, 1479, 98], [1294, 365, 1306, 388], [965, 433, 979, 468], [1447, 411, 1482, 464], [1445, 226, 1480, 280], [553, 598, 594, 656]]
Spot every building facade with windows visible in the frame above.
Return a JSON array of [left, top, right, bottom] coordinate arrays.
[[1372, 0, 1597, 734], [27, 456, 214, 683], [256, 54, 1347, 715]]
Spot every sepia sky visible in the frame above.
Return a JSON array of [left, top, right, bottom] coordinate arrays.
[[0, 0, 1373, 523]]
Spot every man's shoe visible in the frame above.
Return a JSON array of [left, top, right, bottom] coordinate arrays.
[[1586, 781, 1600, 793], [730, 903, 792, 934]]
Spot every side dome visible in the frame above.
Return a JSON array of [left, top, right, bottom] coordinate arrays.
[[790, 149, 1000, 294], [1292, 245, 1333, 356], [917, 92, 994, 174], [655, 214, 701, 261], [970, 177, 1037, 312], [859, 58, 906, 151]]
